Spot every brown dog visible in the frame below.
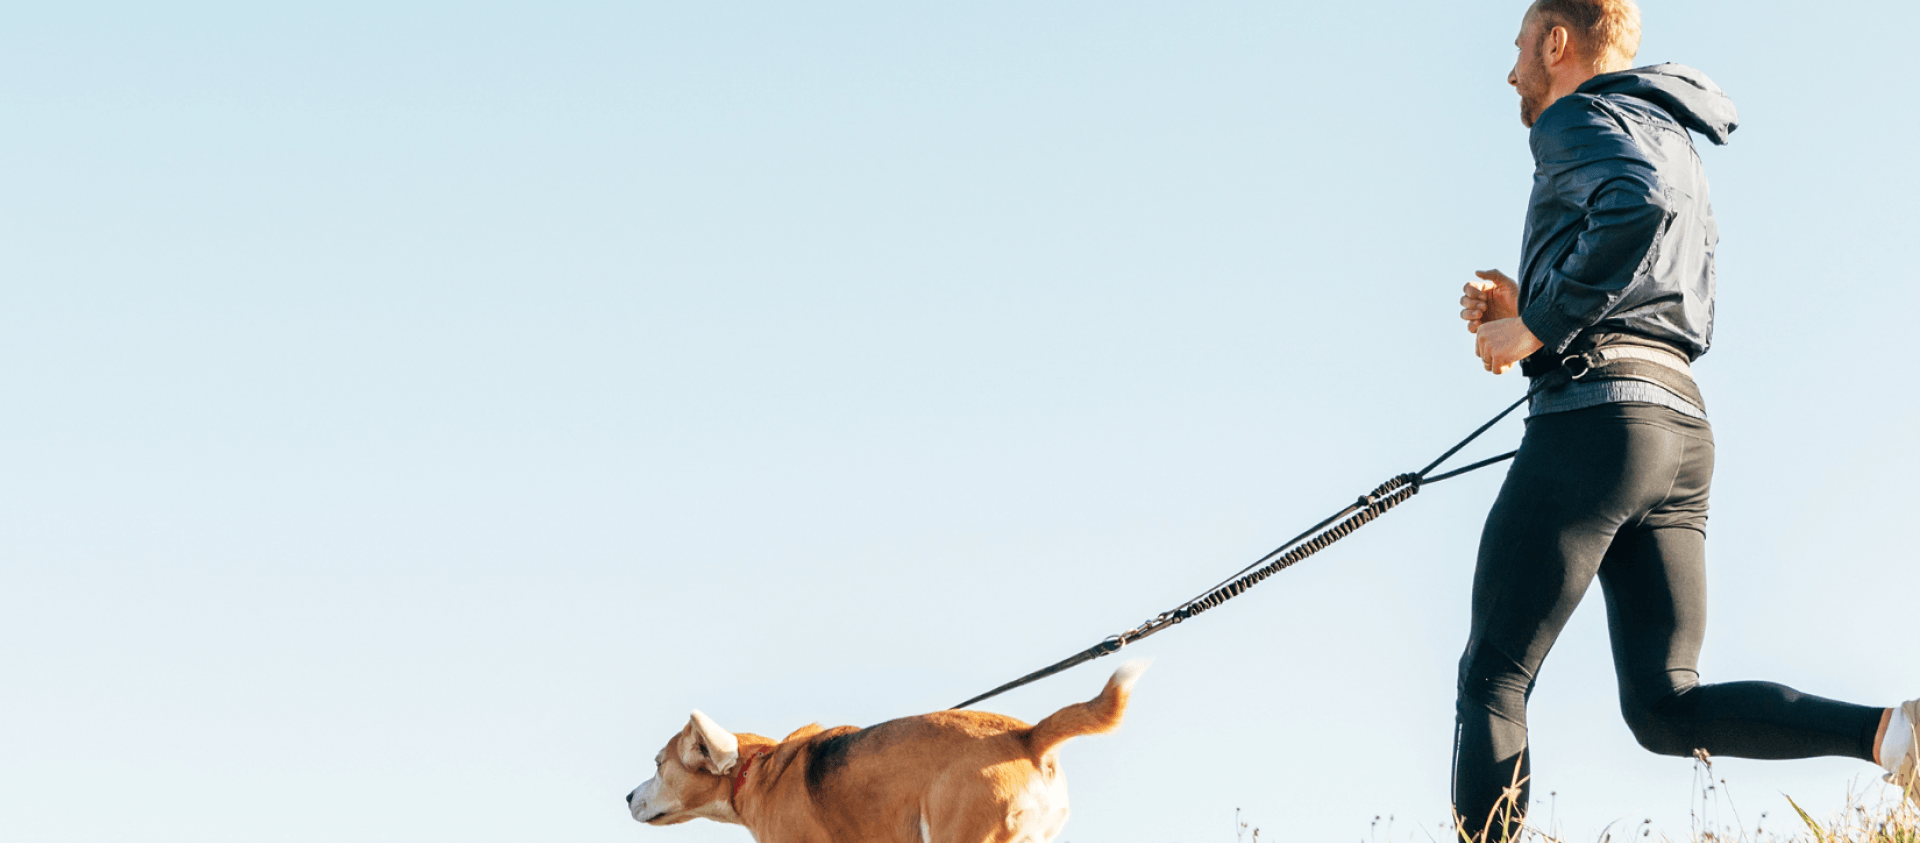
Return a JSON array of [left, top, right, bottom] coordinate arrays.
[[626, 661, 1146, 843]]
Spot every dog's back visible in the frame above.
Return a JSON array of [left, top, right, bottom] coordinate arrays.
[[784, 661, 1148, 843]]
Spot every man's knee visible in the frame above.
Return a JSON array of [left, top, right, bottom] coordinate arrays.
[[1621, 695, 1697, 757], [1457, 646, 1533, 716]]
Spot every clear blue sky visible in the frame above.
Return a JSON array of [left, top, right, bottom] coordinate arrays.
[[4, 2, 1916, 841]]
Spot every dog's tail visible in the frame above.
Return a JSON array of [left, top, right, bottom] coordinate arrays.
[[1026, 660, 1149, 759]]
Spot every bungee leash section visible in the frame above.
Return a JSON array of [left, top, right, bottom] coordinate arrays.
[[951, 371, 1574, 712]]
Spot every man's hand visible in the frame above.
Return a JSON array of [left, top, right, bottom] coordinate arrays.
[[1475, 318, 1544, 374], [1461, 269, 1520, 334]]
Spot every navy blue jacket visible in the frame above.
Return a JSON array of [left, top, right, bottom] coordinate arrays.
[[1518, 64, 1740, 362]]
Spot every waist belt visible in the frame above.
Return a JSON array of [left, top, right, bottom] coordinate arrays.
[[1532, 343, 1706, 412]]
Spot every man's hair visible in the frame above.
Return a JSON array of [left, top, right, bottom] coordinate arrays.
[[1531, 0, 1641, 73]]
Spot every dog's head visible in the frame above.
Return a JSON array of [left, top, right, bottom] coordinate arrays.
[[627, 710, 742, 826]]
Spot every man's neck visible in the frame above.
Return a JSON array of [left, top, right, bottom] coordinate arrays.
[[1547, 68, 1600, 110], [1528, 63, 1608, 125]]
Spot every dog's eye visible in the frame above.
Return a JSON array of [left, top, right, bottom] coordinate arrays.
[[654, 752, 665, 767]]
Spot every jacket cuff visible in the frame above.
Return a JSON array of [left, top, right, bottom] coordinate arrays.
[[1520, 301, 1585, 355]]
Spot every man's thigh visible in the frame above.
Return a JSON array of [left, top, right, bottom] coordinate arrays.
[[1464, 407, 1694, 679], [1599, 421, 1713, 701]]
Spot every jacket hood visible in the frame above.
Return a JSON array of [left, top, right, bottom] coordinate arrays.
[[1578, 63, 1739, 145]]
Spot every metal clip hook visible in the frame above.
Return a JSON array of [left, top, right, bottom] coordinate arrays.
[[1563, 352, 1595, 381]]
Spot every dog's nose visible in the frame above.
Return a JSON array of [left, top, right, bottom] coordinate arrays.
[[626, 788, 638, 806]]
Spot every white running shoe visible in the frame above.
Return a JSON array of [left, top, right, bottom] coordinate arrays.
[[1888, 699, 1920, 810]]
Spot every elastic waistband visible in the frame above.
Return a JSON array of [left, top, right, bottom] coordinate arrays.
[[1525, 400, 1714, 440]]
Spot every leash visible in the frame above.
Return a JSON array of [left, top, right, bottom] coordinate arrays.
[[951, 372, 1576, 711]]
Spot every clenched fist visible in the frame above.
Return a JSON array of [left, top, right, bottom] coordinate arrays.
[[1462, 270, 1540, 374], [1475, 318, 1544, 374], [1461, 269, 1520, 332]]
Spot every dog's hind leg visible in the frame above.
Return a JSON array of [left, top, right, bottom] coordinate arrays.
[[924, 765, 1069, 843], [1000, 769, 1070, 843]]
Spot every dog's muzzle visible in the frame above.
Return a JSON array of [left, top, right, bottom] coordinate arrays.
[[628, 780, 666, 823]]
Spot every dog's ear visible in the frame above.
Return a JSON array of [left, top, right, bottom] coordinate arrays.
[[682, 710, 740, 775]]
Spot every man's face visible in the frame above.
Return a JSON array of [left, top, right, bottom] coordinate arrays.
[[1509, 12, 1553, 127]]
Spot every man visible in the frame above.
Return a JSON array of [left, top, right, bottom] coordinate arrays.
[[1453, 1, 1918, 839]]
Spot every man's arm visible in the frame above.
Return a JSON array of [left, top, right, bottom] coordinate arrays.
[[1519, 102, 1674, 355]]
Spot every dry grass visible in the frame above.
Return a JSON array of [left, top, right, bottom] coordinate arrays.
[[1230, 756, 1916, 843]]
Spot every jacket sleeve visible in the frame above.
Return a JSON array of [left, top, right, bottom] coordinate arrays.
[[1521, 101, 1676, 354]]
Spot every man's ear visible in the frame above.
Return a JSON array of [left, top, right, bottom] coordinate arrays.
[[682, 710, 740, 775], [1544, 24, 1571, 66]]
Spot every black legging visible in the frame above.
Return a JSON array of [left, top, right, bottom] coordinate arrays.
[[1453, 402, 1882, 842]]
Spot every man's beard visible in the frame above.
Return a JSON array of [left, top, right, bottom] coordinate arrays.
[[1518, 53, 1551, 127]]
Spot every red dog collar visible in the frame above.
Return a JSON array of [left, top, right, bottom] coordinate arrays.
[[731, 747, 772, 803]]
